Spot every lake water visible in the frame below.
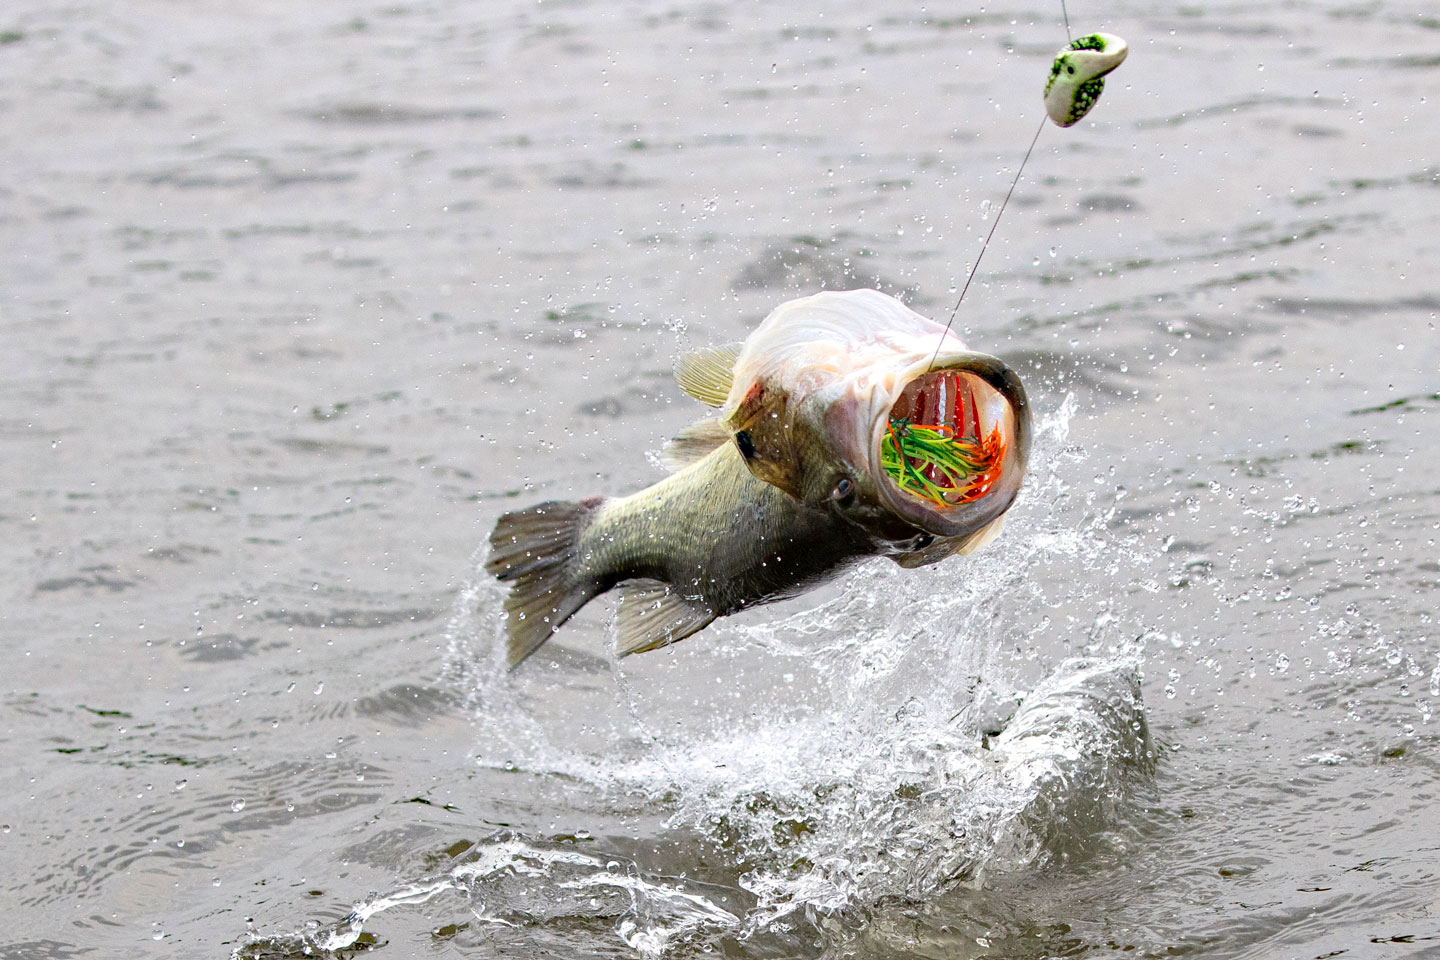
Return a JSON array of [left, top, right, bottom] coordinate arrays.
[[3, 0, 1438, 957]]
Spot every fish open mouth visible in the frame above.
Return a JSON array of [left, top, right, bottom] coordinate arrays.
[[871, 357, 1028, 539]]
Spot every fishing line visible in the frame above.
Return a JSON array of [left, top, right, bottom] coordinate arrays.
[[926, 116, 1046, 374], [896, 15, 1128, 507], [925, 10, 1127, 373]]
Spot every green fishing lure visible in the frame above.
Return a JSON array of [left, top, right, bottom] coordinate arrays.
[[1044, 32, 1128, 127]]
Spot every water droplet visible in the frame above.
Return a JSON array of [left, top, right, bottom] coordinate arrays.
[[173, 779, 187, 791], [313, 681, 325, 695], [231, 798, 246, 813]]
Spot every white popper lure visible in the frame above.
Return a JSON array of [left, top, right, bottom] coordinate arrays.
[[1043, 32, 1128, 127], [931, 24, 1132, 360]]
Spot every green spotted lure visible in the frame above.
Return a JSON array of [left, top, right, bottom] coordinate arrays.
[[1043, 33, 1129, 127]]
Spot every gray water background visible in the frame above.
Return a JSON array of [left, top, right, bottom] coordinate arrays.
[[3, 0, 1439, 957]]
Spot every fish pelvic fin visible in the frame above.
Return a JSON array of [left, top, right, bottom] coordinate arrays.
[[615, 579, 717, 655], [674, 342, 741, 407], [660, 418, 732, 470], [485, 499, 604, 668]]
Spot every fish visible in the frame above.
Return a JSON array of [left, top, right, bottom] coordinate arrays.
[[486, 288, 1031, 667]]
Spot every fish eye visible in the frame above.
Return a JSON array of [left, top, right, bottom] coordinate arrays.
[[831, 476, 856, 505], [735, 430, 755, 460], [1066, 64, 1075, 74]]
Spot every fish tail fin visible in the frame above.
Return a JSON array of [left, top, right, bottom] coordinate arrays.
[[485, 498, 604, 668]]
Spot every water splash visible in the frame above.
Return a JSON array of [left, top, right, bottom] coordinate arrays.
[[234, 658, 1150, 959], [419, 393, 1160, 952], [234, 836, 744, 959]]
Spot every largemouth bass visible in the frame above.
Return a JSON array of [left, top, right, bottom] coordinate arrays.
[[487, 289, 1031, 666]]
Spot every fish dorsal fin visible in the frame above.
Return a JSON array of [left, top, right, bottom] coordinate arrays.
[[890, 517, 1006, 569], [616, 580, 717, 655], [661, 418, 732, 470], [674, 343, 741, 407]]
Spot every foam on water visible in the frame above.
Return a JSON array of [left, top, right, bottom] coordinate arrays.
[[235, 835, 747, 959]]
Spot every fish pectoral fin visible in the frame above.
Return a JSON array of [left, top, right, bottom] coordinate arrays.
[[674, 343, 741, 407], [615, 580, 717, 655], [890, 517, 1006, 569], [661, 418, 732, 470]]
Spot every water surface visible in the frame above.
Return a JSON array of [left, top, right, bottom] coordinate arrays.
[[2, 0, 1438, 957]]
